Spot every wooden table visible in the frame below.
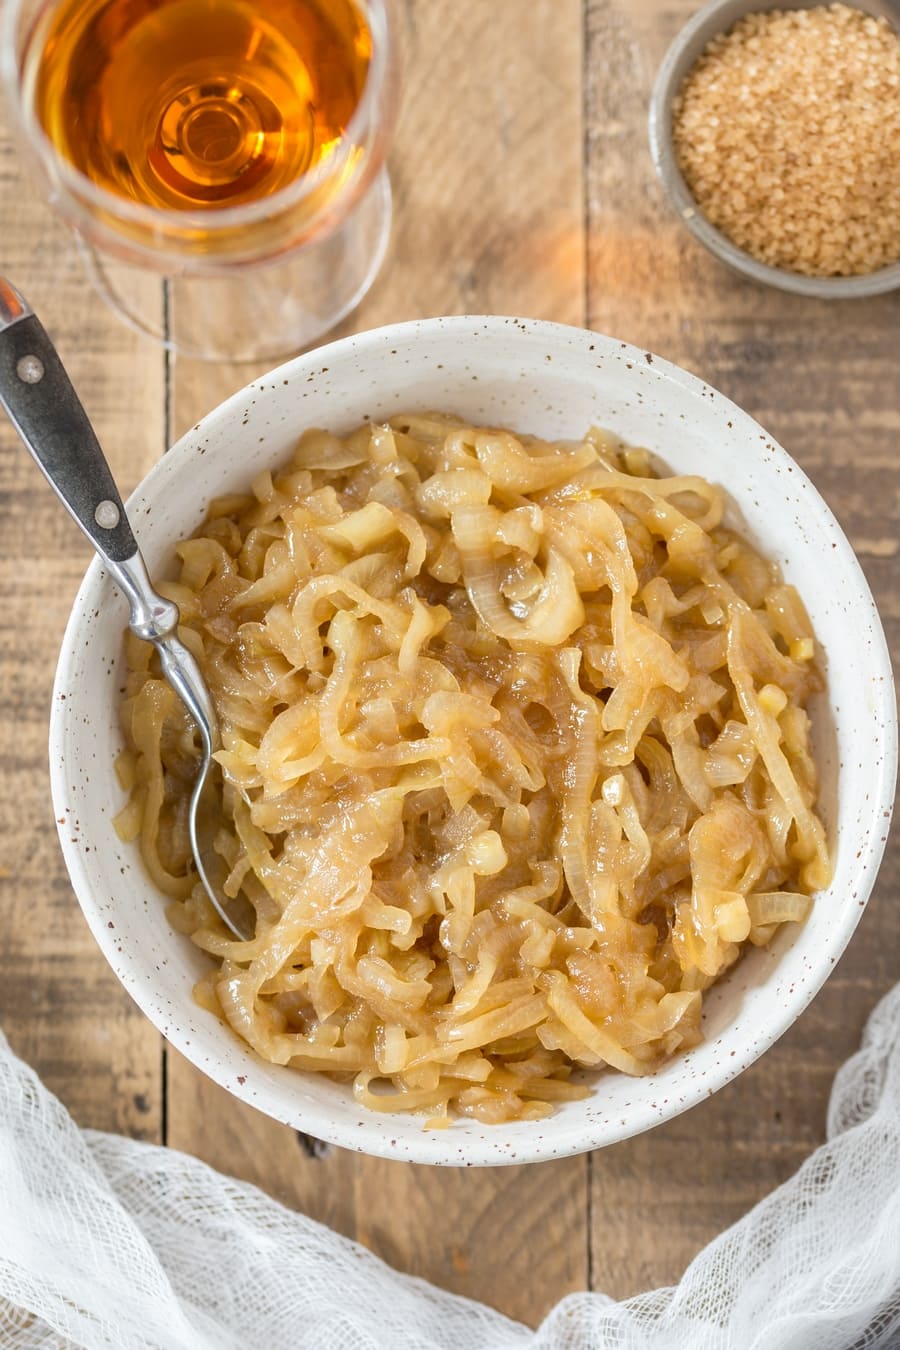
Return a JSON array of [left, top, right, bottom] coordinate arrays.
[[1, 0, 897, 1329]]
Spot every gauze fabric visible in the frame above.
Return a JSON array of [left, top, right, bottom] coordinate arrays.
[[1, 984, 899, 1349]]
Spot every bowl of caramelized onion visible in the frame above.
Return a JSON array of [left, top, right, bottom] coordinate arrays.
[[50, 317, 896, 1165]]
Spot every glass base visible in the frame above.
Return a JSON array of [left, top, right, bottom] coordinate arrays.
[[79, 169, 392, 362]]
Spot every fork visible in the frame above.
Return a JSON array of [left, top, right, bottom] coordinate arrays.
[[0, 277, 250, 941]]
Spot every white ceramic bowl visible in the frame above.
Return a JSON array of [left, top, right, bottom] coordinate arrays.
[[50, 317, 897, 1166]]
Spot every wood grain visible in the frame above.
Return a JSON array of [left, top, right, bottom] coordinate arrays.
[[165, 0, 589, 1328], [0, 0, 897, 1329], [168, 0, 587, 440], [585, 0, 899, 1298], [0, 113, 166, 1136]]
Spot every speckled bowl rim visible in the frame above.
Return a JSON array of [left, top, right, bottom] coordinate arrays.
[[49, 315, 897, 1166], [648, 0, 900, 298]]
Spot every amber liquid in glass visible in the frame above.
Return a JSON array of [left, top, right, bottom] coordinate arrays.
[[27, 0, 370, 212]]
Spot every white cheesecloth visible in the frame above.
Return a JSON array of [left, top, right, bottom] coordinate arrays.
[[1, 983, 899, 1350]]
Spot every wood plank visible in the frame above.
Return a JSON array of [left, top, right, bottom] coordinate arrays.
[[166, 0, 588, 1327], [585, 0, 900, 1298], [168, 1047, 588, 1324], [0, 105, 167, 1137], [5, 0, 891, 1320]]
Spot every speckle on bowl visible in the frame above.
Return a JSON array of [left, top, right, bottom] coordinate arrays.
[[50, 316, 897, 1166]]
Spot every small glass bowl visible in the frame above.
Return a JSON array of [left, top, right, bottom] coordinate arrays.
[[648, 0, 900, 298]]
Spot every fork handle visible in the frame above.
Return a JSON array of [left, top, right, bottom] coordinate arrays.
[[0, 277, 184, 647], [0, 277, 221, 759], [0, 277, 138, 564]]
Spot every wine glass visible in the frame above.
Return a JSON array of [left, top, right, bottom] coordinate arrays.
[[1, 0, 397, 361]]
